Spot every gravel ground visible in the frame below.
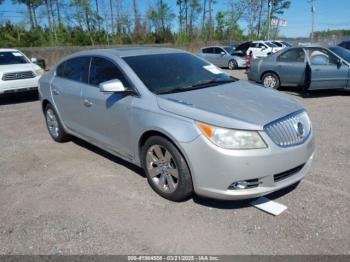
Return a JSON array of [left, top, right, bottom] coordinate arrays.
[[0, 70, 349, 255]]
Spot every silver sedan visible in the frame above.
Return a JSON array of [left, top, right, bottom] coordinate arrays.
[[248, 46, 350, 90], [39, 48, 314, 201], [197, 46, 247, 69]]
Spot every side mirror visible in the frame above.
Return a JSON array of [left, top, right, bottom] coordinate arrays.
[[261, 46, 266, 50], [99, 79, 128, 93], [31, 57, 37, 63], [220, 51, 226, 56]]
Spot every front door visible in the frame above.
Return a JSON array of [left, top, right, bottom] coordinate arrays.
[[80, 56, 134, 158], [306, 47, 349, 90], [51, 56, 90, 133], [275, 48, 307, 86]]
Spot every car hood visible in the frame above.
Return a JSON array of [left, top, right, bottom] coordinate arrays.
[[0, 63, 37, 73], [157, 81, 303, 130]]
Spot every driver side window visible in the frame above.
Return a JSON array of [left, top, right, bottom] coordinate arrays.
[[278, 49, 305, 63], [306, 48, 338, 66], [89, 57, 128, 87]]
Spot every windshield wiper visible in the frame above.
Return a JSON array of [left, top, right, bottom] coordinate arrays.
[[158, 78, 235, 95]]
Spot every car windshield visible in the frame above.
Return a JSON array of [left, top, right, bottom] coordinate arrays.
[[123, 53, 235, 94], [282, 41, 293, 47], [266, 42, 278, 47], [273, 42, 283, 47], [329, 46, 350, 63], [0, 51, 29, 65]]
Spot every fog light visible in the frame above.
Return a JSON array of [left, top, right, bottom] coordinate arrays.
[[228, 179, 260, 190]]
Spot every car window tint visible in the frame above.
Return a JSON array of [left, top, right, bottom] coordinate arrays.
[[213, 48, 222, 54], [278, 49, 305, 63], [306, 48, 338, 66], [0, 51, 29, 65], [89, 57, 127, 87], [64, 57, 90, 83], [56, 62, 65, 77], [123, 53, 233, 94]]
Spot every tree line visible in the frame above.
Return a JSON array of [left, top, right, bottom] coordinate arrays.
[[0, 0, 291, 47]]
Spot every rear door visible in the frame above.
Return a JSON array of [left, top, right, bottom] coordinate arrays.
[[51, 56, 90, 133], [275, 48, 306, 86], [306, 47, 349, 90], [80, 56, 134, 157]]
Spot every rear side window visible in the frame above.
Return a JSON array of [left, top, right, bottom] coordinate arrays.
[[89, 57, 128, 87], [202, 48, 212, 54], [60, 57, 90, 83], [278, 49, 305, 63]]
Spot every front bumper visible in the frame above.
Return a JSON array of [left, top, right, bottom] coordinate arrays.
[[0, 76, 40, 94], [180, 130, 315, 200]]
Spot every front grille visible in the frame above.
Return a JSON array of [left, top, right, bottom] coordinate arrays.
[[274, 164, 305, 182], [264, 110, 311, 147], [2, 71, 35, 81]]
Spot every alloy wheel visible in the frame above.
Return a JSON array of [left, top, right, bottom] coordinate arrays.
[[46, 108, 59, 138], [146, 145, 179, 193]]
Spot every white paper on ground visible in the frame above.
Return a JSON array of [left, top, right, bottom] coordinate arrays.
[[203, 64, 222, 75], [249, 197, 287, 216]]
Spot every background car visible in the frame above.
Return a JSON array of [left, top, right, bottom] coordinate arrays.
[[271, 40, 293, 48], [248, 46, 350, 90], [338, 40, 350, 51], [0, 48, 44, 94], [235, 41, 282, 58], [197, 46, 246, 69]]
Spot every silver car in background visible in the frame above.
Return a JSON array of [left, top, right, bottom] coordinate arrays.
[[197, 46, 246, 69], [39, 48, 314, 201], [248, 46, 350, 90]]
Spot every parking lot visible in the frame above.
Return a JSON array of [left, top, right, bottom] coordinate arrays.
[[0, 69, 349, 255]]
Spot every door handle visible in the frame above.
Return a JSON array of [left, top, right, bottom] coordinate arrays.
[[52, 88, 60, 95], [83, 99, 93, 107]]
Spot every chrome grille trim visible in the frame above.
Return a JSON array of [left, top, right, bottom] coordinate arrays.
[[2, 71, 35, 81], [264, 110, 311, 147]]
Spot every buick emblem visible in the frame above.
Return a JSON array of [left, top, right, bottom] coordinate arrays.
[[296, 122, 305, 137]]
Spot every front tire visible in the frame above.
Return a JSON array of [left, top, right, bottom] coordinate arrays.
[[262, 72, 280, 89], [228, 59, 238, 70], [44, 104, 70, 142], [141, 136, 193, 201]]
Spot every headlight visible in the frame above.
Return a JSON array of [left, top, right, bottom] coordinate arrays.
[[196, 122, 267, 149], [35, 68, 44, 76]]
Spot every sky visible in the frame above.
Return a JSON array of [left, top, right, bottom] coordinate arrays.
[[0, 0, 350, 38]]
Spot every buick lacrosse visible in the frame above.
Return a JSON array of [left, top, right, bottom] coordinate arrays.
[[39, 48, 315, 201]]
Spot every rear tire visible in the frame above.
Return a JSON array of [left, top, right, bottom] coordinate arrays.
[[44, 103, 70, 142], [228, 59, 238, 70], [262, 72, 280, 90], [141, 136, 193, 202]]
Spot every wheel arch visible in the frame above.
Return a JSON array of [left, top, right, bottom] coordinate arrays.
[[261, 70, 280, 82], [137, 129, 196, 185], [42, 99, 51, 112]]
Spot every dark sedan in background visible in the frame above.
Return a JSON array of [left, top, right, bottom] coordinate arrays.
[[248, 46, 350, 90]]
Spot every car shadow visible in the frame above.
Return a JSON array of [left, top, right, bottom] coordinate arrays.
[[71, 137, 146, 178], [279, 87, 350, 98], [192, 182, 300, 210], [0, 91, 39, 105]]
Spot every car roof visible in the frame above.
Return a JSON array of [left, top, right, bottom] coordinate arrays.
[[69, 47, 185, 58]]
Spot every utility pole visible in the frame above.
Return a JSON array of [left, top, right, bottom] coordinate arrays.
[[311, 0, 315, 42], [267, 0, 272, 40]]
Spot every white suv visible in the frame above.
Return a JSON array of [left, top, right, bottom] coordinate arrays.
[[236, 41, 283, 59], [0, 49, 44, 94]]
